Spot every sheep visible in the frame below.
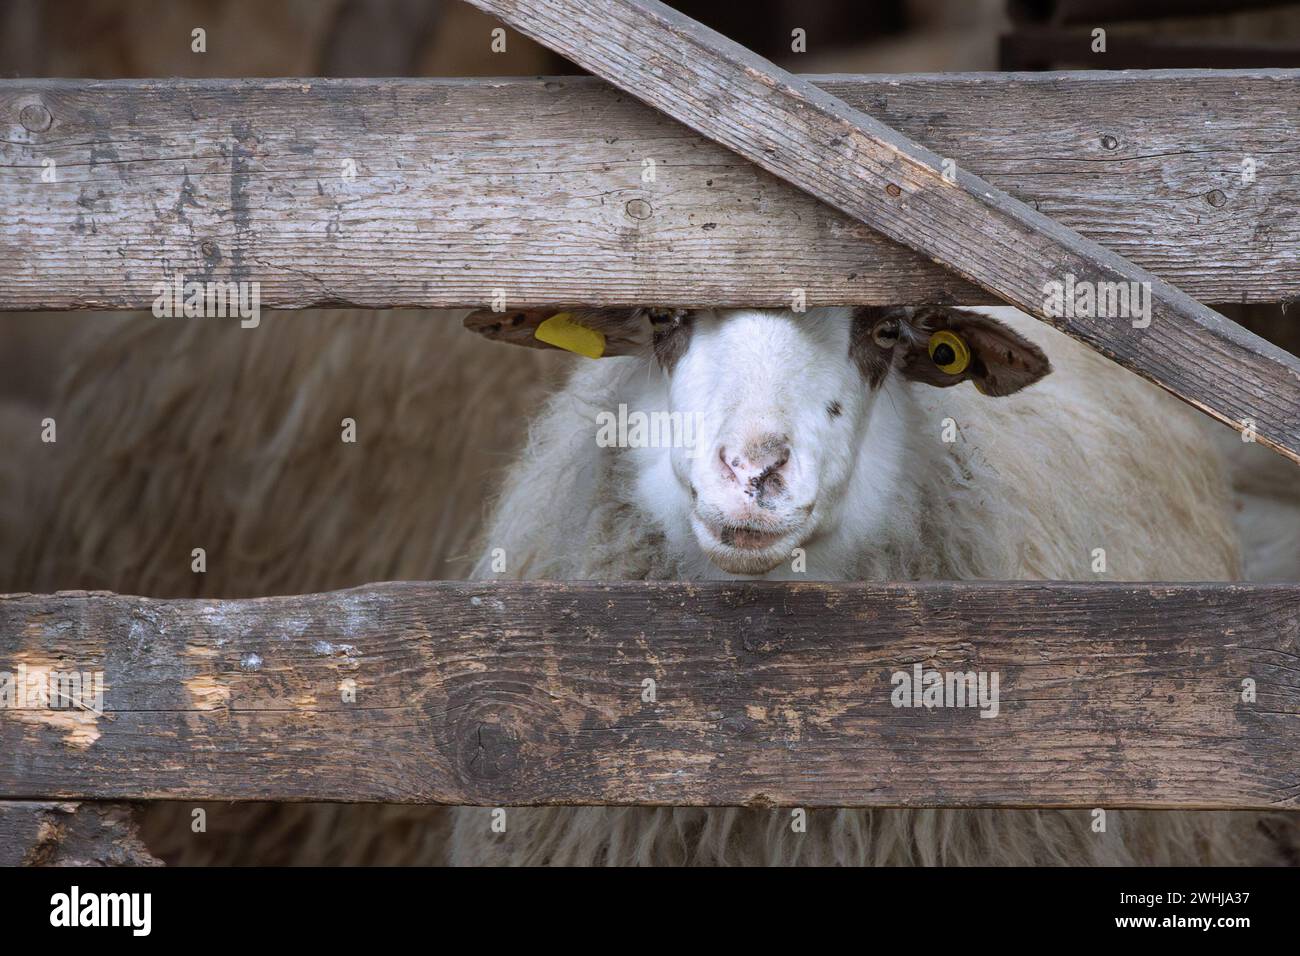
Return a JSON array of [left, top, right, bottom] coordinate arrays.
[[4, 303, 1292, 866], [448, 303, 1296, 866], [1211, 428, 1300, 583], [2, 308, 554, 865], [6, 309, 556, 596]]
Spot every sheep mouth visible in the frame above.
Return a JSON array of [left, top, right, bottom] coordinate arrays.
[[691, 513, 804, 574], [716, 525, 784, 550]]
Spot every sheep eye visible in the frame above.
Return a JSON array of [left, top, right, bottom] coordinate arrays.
[[647, 308, 687, 326], [872, 320, 900, 348]]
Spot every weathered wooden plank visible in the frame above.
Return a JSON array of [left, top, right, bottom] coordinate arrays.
[[1, 582, 1297, 809], [470, 0, 1300, 464], [0, 801, 160, 866], [1, 71, 1298, 314]]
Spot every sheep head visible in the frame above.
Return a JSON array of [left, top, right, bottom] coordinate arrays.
[[466, 306, 1050, 575]]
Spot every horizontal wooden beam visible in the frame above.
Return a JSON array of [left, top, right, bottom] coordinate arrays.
[[0, 800, 160, 866], [1, 71, 1298, 313], [2, 582, 1297, 809], [471, 0, 1300, 465]]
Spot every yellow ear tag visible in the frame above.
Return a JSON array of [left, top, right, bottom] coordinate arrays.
[[928, 329, 970, 375], [534, 312, 606, 359]]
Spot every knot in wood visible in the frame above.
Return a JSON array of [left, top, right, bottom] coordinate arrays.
[[625, 198, 653, 220], [19, 103, 52, 133], [462, 719, 524, 784]]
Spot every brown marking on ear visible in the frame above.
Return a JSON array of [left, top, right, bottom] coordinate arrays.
[[898, 307, 1051, 397], [463, 309, 559, 350], [462, 308, 658, 358], [959, 319, 1052, 396], [570, 308, 659, 357]]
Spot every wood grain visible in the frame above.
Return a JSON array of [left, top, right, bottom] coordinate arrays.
[[1, 582, 1297, 809], [1, 72, 1298, 313], [467, 0, 1300, 465], [0, 801, 160, 866]]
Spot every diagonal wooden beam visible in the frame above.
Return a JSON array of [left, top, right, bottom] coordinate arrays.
[[466, 0, 1300, 465]]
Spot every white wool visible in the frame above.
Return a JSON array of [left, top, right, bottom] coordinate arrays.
[[455, 306, 1290, 866], [1210, 426, 1300, 582]]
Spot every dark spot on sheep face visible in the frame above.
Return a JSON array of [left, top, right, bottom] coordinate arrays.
[[826, 400, 842, 419]]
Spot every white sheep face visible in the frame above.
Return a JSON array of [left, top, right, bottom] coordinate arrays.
[[660, 308, 871, 575], [466, 303, 1052, 578]]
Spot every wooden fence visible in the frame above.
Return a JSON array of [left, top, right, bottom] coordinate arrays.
[[1, 582, 1298, 809], [2, 71, 1297, 312], [0, 0, 1297, 865]]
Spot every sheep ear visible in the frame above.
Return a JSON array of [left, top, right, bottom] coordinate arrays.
[[463, 308, 652, 358], [897, 307, 1051, 396]]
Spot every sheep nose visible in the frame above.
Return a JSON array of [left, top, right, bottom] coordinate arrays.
[[718, 436, 791, 494]]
